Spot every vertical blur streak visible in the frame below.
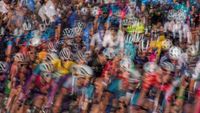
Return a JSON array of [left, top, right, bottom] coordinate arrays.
[[194, 94, 200, 113], [55, 24, 61, 40]]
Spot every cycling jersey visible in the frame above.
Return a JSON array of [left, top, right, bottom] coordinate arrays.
[[142, 73, 160, 90], [90, 32, 104, 50], [33, 64, 41, 75], [107, 78, 126, 99], [52, 59, 75, 75], [130, 88, 140, 106], [101, 61, 114, 77], [82, 84, 95, 100], [35, 75, 50, 90], [102, 30, 124, 49]]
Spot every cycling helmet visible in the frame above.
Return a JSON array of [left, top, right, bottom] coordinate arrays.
[[45, 53, 58, 62], [13, 28, 23, 37], [120, 57, 134, 72], [41, 72, 52, 83], [29, 37, 41, 47], [0, 61, 8, 73], [125, 34, 133, 44], [71, 64, 93, 77], [162, 39, 172, 50], [139, 38, 150, 52], [81, 7, 88, 15], [122, 18, 129, 26], [59, 48, 71, 61], [40, 62, 54, 73], [47, 42, 57, 52], [160, 61, 175, 72], [103, 48, 116, 59], [75, 21, 85, 30], [79, 65, 94, 77], [143, 62, 160, 73], [14, 53, 26, 63], [43, 19, 51, 27], [186, 45, 198, 57], [133, 33, 143, 43], [62, 28, 75, 38], [169, 46, 182, 60], [0, 27, 5, 36], [75, 51, 86, 62], [129, 70, 141, 83], [91, 6, 99, 16], [22, 20, 32, 31], [39, 24, 46, 32]]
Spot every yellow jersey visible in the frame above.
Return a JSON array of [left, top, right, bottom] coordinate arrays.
[[52, 59, 76, 76]]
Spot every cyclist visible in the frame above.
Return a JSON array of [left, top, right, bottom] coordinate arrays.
[[23, 62, 54, 112], [6, 53, 27, 111], [0, 61, 9, 111]]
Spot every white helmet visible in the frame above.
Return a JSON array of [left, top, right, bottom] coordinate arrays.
[[103, 48, 116, 59], [13, 28, 23, 37], [41, 72, 52, 83], [71, 64, 93, 77], [81, 7, 88, 15], [169, 46, 182, 60], [133, 33, 143, 43], [186, 45, 198, 57], [162, 39, 172, 50], [43, 19, 51, 27], [59, 48, 71, 61], [91, 6, 99, 16], [47, 42, 57, 52], [139, 38, 150, 52], [75, 51, 86, 62], [22, 20, 32, 31], [125, 34, 133, 43], [120, 57, 134, 72], [160, 61, 175, 72], [75, 21, 85, 30], [143, 62, 160, 73], [14, 53, 26, 63], [122, 18, 129, 26], [0, 27, 5, 36], [40, 62, 54, 73], [45, 53, 58, 62], [62, 28, 75, 38], [39, 24, 46, 32], [129, 70, 141, 83], [0, 61, 8, 73], [29, 37, 41, 47]]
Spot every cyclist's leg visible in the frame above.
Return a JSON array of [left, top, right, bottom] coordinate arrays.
[[6, 87, 18, 110], [33, 94, 46, 109], [53, 87, 68, 113], [10, 86, 23, 113]]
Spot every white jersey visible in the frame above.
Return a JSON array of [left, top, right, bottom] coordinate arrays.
[[90, 32, 104, 49], [102, 30, 124, 49], [38, 0, 57, 22]]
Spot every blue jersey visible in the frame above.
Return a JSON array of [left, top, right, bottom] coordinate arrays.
[[107, 78, 125, 99]]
